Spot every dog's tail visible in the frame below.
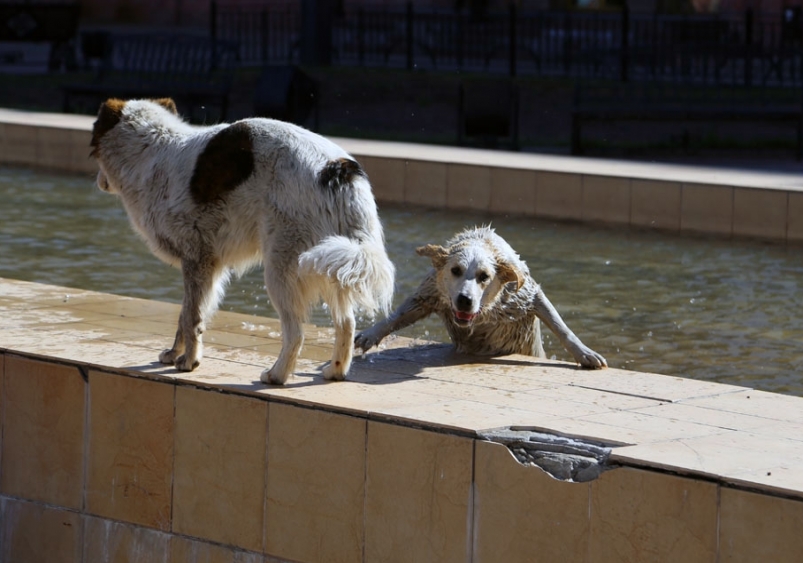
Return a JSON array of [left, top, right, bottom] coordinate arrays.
[[298, 235, 395, 317]]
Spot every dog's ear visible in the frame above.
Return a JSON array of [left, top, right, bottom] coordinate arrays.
[[497, 262, 525, 291], [152, 98, 178, 114], [90, 99, 126, 157], [416, 244, 449, 268]]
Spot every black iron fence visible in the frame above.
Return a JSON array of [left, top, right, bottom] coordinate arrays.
[[210, 1, 803, 87]]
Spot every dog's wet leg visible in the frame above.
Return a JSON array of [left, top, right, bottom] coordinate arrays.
[[159, 327, 185, 365], [260, 261, 305, 384], [532, 290, 607, 369], [170, 256, 220, 372], [324, 308, 355, 380], [354, 293, 435, 352], [261, 309, 303, 384]]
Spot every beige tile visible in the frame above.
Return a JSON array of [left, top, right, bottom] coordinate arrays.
[[364, 421, 473, 562], [589, 467, 718, 563], [70, 128, 96, 173], [788, 191, 803, 243], [680, 183, 733, 235], [404, 159, 447, 207], [258, 379, 443, 418], [555, 366, 747, 403], [684, 389, 803, 423], [83, 515, 171, 563], [726, 464, 803, 499], [630, 402, 773, 432], [399, 362, 558, 393], [373, 398, 558, 434], [524, 384, 661, 415], [265, 403, 366, 562], [582, 175, 631, 224], [489, 167, 537, 215], [473, 441, 590, 562], [86, 371, 175, 530], [0, 497, 82, 563], [630, 179, 681, 231], [392, 376, 554, 405], [88, 316, 178, 338], [610, 431, 803, 494], [359, 155, 406, 204], [72, 296, 181, 318], [170, 536, 265, 563], [446, 163, 491, 211], [173, 386, 268, 552], [2, 123, 37, 165], [719, 488, 803, 563], [733, 188, 788, 240], [37, 126, 74, 170], [204, 329, 276, 349], [1, 355, 85, 509], [571, 409, 730, 444], [535, 171, 583, 220]]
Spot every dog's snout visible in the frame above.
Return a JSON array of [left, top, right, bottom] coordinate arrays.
[[456, 293, 473, 311]]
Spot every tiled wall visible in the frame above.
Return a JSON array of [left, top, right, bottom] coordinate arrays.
[[0, 122, 96, 175], [3, 352, 803, 563], [1, 116, 802, 243], [358, 156, 803, 243]]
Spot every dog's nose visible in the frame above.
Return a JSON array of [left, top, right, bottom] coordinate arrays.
[[456, 294, 473, 311]]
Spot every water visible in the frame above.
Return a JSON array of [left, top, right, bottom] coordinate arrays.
[[2, 166, 803, 396]]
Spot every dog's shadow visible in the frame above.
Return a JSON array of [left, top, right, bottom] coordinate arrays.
[[122, 343, 586, 395]]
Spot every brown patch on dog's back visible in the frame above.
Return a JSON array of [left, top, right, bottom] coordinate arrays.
[[90, 98, 126, 157], [189, 122, 255, 205], [319, 158, 365, 191]]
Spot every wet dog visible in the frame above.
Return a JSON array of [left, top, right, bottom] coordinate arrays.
[[91, 98, 394, 384], [355, 226, 606, 368]]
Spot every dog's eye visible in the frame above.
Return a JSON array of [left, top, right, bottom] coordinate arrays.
[[451, 266, 463, 277], [477, 272, 490, 283]]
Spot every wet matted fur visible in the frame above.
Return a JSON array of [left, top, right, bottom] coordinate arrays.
[[355, 226, 606, 368], [91, 98, 395, 384]]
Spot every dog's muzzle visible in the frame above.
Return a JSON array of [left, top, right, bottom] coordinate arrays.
[[454, 293, 478, 325]]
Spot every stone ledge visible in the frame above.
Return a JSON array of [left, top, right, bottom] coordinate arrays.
[[1, 276, 801, 501]]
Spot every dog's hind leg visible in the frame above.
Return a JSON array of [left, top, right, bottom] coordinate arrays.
[[260, 259, 306, 385], [261, 308, 304, 385], [323, 297, 356, 380], [159, 255, 223, 372]]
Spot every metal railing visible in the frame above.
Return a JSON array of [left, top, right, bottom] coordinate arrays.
[[210, 1, 803, 87]]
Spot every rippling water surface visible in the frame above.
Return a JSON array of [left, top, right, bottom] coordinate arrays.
[[2, 166, 802, 395]]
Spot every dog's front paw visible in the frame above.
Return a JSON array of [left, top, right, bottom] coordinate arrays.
[[174, 354, 200, 371], [261, 367, 288, 385], [322, 362, 347, 381], [159, 349, 178, 365], [354, 330, 381, 352], [578, 349, 607, 369]]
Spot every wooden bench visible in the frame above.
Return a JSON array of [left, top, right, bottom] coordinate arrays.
[[62, 33, 238, 123], [571, 82, 803, 159], [0, 2, 80, 70]]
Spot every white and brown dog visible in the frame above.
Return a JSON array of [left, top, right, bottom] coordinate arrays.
[[91, 98, 394, 384], [355, 226, 606, 368]]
